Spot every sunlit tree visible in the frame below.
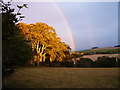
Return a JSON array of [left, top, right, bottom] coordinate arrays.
[[17, 22, 71, 66]]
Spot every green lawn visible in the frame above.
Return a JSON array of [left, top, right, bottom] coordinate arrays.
[[3, 67, 119, 88]]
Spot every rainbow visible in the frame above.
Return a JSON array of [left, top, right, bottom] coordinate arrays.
[[12, 0, 96, 50], [51, 2, 76, 51], [12, 0, 76, 51], [79, 9, 95, 48], [51, 2, 95, 50]]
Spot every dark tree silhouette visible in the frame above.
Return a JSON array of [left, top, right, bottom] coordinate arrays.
[[1, 1, 33, 70]]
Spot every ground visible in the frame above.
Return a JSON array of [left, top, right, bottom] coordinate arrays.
[[3, 67, 119, 88]]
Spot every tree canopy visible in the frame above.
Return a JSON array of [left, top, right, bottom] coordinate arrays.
[[1, 0, 71, 68], [17, 22, 71, 66], [2, 1, 33, 69]]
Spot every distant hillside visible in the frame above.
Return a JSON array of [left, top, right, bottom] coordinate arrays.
[[71, 47, 120, 61], [114, 45, 120, 47], [82, 54, 120, 61], [77, 47, 120, 54], [91, 47, 120, 50]]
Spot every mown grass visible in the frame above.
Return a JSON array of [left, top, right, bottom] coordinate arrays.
[[3, 67, 119, 88]]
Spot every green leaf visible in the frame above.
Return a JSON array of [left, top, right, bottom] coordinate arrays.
[[17, 5, 23, 9], [17, 13, 21, 15], [23, 4, 28, 8], [10, 9, 14, 12], [20, 16, 25, 18]]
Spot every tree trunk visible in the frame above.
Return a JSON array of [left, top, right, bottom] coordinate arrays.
[[37, 55, 40, 67], [39, 55, 43, 62], [37, 61, 39, 67], [31, 60, 35, 66], [43, 53, 46, 62]]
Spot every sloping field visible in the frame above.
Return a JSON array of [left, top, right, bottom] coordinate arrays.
[[78, 47, 120, 54], [92, 47, 120, 50], [82, 54, 120, 61], [3, 67, 119, 88]]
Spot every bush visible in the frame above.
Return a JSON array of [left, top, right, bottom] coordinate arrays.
[[92, 47, 98, 49], [60, 60, 74, 67], [76, 58, 93, 67], [96, 52, 111, 54], [50, 61, 61, 67], [118, 58, 120, 67], [93, 56, 117, 67]]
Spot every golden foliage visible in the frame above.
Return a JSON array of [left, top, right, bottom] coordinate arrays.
[[17, 22, 70, 64]]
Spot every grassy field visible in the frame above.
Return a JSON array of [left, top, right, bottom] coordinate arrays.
[[3, 67, 119, 88], [82, 54, 120, 61], [78, 47, 120, 54]]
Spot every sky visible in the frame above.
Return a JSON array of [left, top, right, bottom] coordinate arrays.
[[10, 1, 118, 51]]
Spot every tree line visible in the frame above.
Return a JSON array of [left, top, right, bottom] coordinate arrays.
[[1, 1, 71, 70], [50, 56, 120, 68], [2, 1, 119, 71]]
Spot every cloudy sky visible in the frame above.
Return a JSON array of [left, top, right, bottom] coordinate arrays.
[[11, 1, 118, 51]]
